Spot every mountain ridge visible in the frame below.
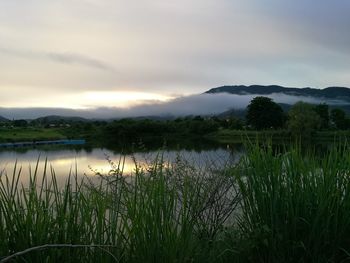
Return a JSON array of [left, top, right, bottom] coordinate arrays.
[[2, 85, 350, 120], [34, 115, 90, 123], [205, 85, 350, 101]]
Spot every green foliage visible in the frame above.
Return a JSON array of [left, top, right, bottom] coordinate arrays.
[[0, 127, 66, 143], [217, 117, 244, 130], [234, 144, 350, 262], [330, 108, 350, 130], [0, 156, 239, 262], [13, 120, 28, 127], [313, 103, 329, 129], [287, 102, 321, 135], [212, 129, 292, 144], [246, 97, 285, 130], [103, 117, 222, 142]]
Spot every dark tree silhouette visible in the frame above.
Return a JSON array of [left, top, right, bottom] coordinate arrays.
[[13, 119, 28, 127], [314, 103, 329, 129], [246, 96, 285, 130], [330, 108, 350, 129]]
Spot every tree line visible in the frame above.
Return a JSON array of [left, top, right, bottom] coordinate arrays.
[[245, 96, 350, 133], [2, 97, 350, 140]]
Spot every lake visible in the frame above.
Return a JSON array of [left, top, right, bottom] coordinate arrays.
[[0, 142, 244, 187]]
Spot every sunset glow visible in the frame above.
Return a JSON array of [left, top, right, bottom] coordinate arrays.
[[82, 91, 172, 108], [0, 89, 172, 109]]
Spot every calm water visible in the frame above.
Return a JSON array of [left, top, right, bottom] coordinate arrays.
[[0, 143, 244, 187]]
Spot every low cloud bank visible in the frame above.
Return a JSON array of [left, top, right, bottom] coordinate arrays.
[[1, 93, 349, 120]]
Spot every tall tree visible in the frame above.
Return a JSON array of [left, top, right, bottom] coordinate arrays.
[[13, 119, 28, 127], [330, 108, 349, 130], [288, 102, 321, 135], [314, 103, 329, 129], [246, 96, 285, 130]]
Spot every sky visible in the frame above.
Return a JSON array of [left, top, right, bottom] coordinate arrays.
[[0, 0, 350, 117]]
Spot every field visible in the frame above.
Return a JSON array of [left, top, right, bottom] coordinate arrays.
[[1, 144, 350, 262], [0, 128, 66, 143]]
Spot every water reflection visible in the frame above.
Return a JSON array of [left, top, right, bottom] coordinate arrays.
[[0, 145, 244, 187]]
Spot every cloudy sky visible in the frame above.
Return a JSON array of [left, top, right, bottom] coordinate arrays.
[[0, 0, 350, 116]]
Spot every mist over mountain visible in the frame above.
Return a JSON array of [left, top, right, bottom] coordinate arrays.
[[1, 85, 350, 120], [34, 115, 90, 123], [205, 85, 350, 101]]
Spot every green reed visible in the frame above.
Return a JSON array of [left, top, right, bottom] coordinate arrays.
[[2, 145, 350, 262], [233, 144, 350, 262], [0, 155, 238, 262]]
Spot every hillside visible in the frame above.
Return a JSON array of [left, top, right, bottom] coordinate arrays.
[[34, 115, 89, 123], [205, 85, 350, 101], [0, 116, 9, 122]]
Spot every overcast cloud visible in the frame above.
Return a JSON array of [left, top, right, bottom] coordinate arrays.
[[0, 0, 349, 112]]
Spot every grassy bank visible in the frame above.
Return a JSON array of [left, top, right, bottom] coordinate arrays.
[[210, 129, 350, 144], [0, 127, 66, 142], [1, 145, 350, 262], [209, 129, 292, 144]]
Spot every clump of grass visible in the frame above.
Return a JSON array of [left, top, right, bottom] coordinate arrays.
[[0, 154, 239, 262], [233, 144, 350, 262], [0, 160, 125, 262], [95, 154, 240, 263]]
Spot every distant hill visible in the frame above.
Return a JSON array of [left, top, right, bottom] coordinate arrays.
[[0, 116, 9, 122], [216, 109, 246, 119], [205, 85, 350, 101], [112, 115, 177, 121], [3, 85, 350, 121], [216, 103, 292, 119], [34, 115, 90, 123]]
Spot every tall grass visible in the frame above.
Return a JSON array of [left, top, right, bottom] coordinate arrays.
[[0, 160, 125, 262], [233, 144, 350, 262], [0, 155, 239, 262], [2, 145, 350, 262]]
